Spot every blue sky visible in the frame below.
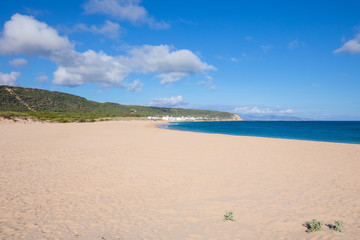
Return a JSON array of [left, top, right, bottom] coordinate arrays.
[[0, 0, 359, 120]]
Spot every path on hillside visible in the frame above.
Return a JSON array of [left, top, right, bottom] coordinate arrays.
[[5, 87, 36, 112]]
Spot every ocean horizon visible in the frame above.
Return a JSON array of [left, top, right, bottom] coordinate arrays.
[[163, 121, 360, 144]]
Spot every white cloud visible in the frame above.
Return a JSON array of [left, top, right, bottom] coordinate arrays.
[[125, 79, 143, 93], [196, 80, 207, 85], [9, 58, 28, 67], [53, 50, 131, 87], [53, 44, 214, 87], [36, 74, 48, 82], [150, 95, 185, 107], [334, 34, 360, 54], [196, 75, 215, 90], [234, 105, 294, 115], [0, 14, 215, 89], [217, 53, 250, 62], [0, 14, 132, 88], [0, 14, 72, 56], [156, 72, 188, 84], [73, 20, 121, 39], [207, 76, 216, 90], [288, 39, 305, 49], [23, 7, 48, 16], [261, 45, 272, 53], [128, 44, 216, 84], [128, 45, 215, 73], [83, 0, 169, 29], [0, 71, 20, 86], [244, 36, 253, 41], [288, 39, 299, 48]]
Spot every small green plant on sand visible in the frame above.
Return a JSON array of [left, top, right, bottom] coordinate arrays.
[[305, 219, 323, 232], [329, 220, 343, 232], [224, 211, 235, 221]]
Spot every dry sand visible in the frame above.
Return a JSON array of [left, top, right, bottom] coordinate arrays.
[[0, 120, 359, 239]]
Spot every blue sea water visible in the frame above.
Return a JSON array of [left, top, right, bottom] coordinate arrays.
[[164, 121, 360, 144]]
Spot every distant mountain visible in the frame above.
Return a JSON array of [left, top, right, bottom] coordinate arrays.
[[240, 114, 307, 121], [0, 86, 240, 122]]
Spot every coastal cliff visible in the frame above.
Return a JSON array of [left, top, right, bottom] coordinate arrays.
[[232, 113, 243, 120]]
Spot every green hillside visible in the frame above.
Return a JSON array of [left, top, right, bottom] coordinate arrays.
[[0, 86, 240, 122]]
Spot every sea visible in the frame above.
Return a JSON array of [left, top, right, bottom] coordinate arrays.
[[163, 121, 360, 144]]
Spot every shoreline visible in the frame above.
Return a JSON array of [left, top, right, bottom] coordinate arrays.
[[3, 118, 358, 145], [1, 120, 359, 239], [160, 120, 360, 145]]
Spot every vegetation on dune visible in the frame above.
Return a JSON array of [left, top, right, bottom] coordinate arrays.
[[328, 220, 343, 232], [305, 219, 323, 233], [224, 211, 235, 221], [304, 219, 344, 233], [0, 85, 238, 122]]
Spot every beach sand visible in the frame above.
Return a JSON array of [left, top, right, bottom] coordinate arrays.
[[0, 120, 359, 239]]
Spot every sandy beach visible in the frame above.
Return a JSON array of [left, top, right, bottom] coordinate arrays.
[[0, 120, 359, 239]]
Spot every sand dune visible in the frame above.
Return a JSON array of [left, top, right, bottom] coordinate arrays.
[[0, 120, 359, 239]]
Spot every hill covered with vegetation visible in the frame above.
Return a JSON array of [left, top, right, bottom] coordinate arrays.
[[0, 86, 240, 122]]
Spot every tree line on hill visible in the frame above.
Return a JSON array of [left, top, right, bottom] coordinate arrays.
[[0, 86, 239, 122]]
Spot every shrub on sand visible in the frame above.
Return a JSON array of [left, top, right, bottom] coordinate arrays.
[[329, 220, 343, 232], [305, 219, 323, 233], [224, 211, 235, 221]]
